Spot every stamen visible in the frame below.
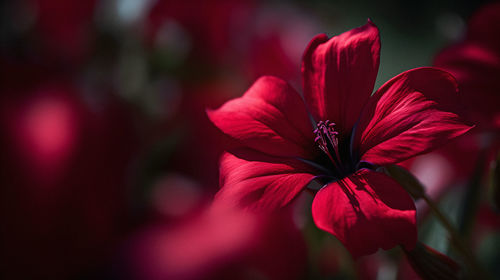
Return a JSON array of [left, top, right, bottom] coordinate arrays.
[[314, 120, 344, 173]]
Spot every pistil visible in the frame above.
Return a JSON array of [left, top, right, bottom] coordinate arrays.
[[314, 120, 345, 174]]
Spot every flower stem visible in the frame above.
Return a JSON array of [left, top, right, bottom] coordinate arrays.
[[421, 193, 490, 279]]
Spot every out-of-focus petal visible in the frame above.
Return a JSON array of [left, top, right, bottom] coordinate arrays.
[[207, 76, 315, 159], [354, 67, 473, 166], [434, 42, 500, 127], [311, 169, 416, 258], [301, 20, 380, 137], [128, 207, 307, 280], [216, 149, 317, 211], [467, 2, 500, 51]]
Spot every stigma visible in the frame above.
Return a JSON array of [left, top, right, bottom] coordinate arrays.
[[314, 120, 344, 172]]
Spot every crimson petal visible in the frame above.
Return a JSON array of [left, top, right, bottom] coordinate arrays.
[[301, 20, 380, 136], [207, 76, 315, 159], [311, 169, 416, 258], [354, 67, 473, 166], [215, 149, 316, 211]]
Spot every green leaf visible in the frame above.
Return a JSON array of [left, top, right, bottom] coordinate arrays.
[[490, 151, 500, 212], [383, 165, 426, 199], [403, 242, 461, 280]]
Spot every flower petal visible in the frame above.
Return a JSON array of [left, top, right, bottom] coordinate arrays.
[[215, 149, 317, 211], [311, 169, 416, 258], [354, 67, 473, 166], [207, 76, 315, 159], [301, 20, 380, 136]]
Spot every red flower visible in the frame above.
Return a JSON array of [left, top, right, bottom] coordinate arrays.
[[434, 2, 500, 128], [207, 21, 472, 258]]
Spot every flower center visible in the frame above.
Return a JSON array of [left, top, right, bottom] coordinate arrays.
[[314, 120, 345, 174]]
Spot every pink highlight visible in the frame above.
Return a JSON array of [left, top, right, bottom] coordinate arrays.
[[11, 91, 79, 183]]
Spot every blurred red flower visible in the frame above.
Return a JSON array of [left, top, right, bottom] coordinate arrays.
[[434, 3, 500, 129], [1, 84, 81, 185], [147, 0, 254, 62], [126, 204, 307, 280], [0, 69, 139, 279], [402, 2, 500, 208], [208, 21, 472, 258]]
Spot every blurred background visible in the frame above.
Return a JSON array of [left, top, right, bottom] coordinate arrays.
[[0, 0, 499, 279]]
